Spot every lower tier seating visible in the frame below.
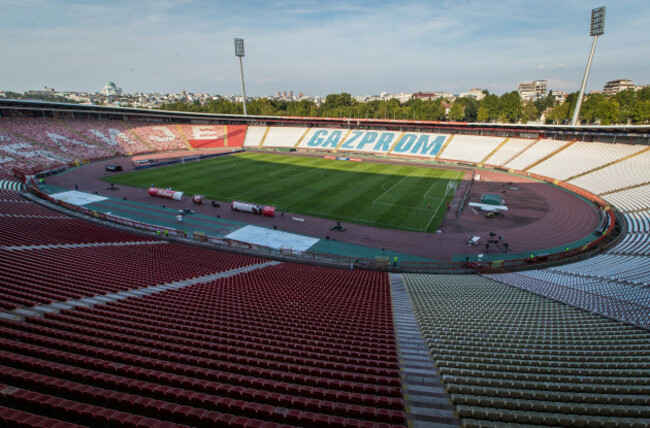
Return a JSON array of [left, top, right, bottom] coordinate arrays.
[[403, 274, 650, 428]]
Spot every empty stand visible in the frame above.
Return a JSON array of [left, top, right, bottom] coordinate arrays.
[[529, 141, 646, 181], [0, 118, 112, 161], [258, 127, 305, 149], [0, 261, 405, 426], [0, 126, 68, 175], [437, 135, 503, 164], [121, 122, 187, 152], [242, 126, 268, 148], [62, 119, 149, 155], [504, 138, 566, 171], [403, 274, 650, 428], [569, 149, 650, 195], [603, 184, 650, 212]]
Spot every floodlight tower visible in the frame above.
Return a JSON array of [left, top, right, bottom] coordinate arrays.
[[234, 38, 248, 115], [571, 6, 605, 126]]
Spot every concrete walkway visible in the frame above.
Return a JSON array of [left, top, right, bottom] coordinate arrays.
[[390, 273, 460, 428], [0, 261, 280, 322]]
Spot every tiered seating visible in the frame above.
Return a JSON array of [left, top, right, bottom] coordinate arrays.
[[258, 127, 305, 149], [611, 233, 650, 256], [243, 126, 270, 148], [0, 244, 265, 311], [0, 263, 404, 426], [0, 127, 68, 175], [603, 184, 650, 212], [0, 217, 158, 247], [123, 122, 187, 152], [488, 269, 650, 326], [623, 211, 650, 233], [0, 118, 112, 160], [0, 157, 32, 180], [438, 135, 503, 164], [0, 191, 152, 247], [404, 274, 650, 428], [569, 150, 650, 195], [62, 119, 148, 155], [483, 138, 533, 166], [528, 141, 646, 181], [0, 191, 267, 311], [503, 138, 566, 171], [549, 254, 650, 285]]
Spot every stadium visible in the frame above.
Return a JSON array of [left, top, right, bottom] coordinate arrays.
[[1, 94, 650, 428]]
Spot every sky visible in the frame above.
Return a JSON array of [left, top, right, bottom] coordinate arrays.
[[1, 0, 649, 97]]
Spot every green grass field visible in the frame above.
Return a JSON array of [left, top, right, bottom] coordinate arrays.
[[105, 152, 462, 233]]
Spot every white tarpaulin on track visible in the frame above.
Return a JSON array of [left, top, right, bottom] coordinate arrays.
[[226, 225, 318, 253], [50, 190, 108, 206]]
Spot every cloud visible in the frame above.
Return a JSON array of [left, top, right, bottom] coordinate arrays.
[[546, 79, 578, 91], [534, 64, 567, 70], [1, 0, 648, 96]]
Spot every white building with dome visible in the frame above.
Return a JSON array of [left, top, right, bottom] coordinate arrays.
[[101, 81, 122, 96]]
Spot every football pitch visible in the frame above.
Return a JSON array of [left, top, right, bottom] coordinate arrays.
[[105, 152, 462, 233]]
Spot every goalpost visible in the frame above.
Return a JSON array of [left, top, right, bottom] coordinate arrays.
[[445, 180, 458, 197], [181, 155, 200, 164]]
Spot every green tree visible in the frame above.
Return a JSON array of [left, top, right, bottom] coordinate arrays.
[[448, 102, 464, 121], [580, 93, 605, 124], [521, 102, 539, 123], [630, 100, 650, 124], [479, 94, 500, 121], [596, 99, 621, 125], [497, 91, 523, 123], [546, 102, 570, 124], [534, 93, 555, 112], [477, 106, 490, 122], [454, 97, 479, 121]]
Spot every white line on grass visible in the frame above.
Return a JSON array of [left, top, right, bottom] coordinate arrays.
[[422, 178, 443, 199], [371, 174, 411, 205], [422, 171, 461, 232]]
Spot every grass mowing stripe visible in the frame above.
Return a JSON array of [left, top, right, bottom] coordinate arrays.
[[105, 152, 461, 232]]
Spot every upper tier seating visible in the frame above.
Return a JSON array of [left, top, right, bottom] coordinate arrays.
[[177, 124, 249, 150], [528, 141, 646, 181], [568, 149, 650, 195], [504, 138, 567, 171], [0, 127, 68, 175], [438, 135, 503, 164], [120, 122, 188, 152], [0, 118, 112, 160], [602, 184, 650, 212], [483, 138, 534, 166], [403, 273, 650, 428], [61, 119, 149, 155], [242, 126, 267, 148], [253, 126, 304, 149]]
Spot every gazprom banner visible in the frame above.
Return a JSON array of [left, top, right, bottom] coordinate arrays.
[[300, 128, 448, 158]]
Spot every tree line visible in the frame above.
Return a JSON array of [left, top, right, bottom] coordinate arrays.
[[160, 88, 650, 125]]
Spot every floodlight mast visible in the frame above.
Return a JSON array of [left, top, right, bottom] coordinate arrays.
[[571, 6, 605, 126], [234, 38, 248, 116]]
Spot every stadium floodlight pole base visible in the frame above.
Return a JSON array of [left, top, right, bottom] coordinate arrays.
[[571, 35, 598, 126]]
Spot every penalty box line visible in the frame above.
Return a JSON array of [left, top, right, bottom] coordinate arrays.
[[423, 171, 461, 231]]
